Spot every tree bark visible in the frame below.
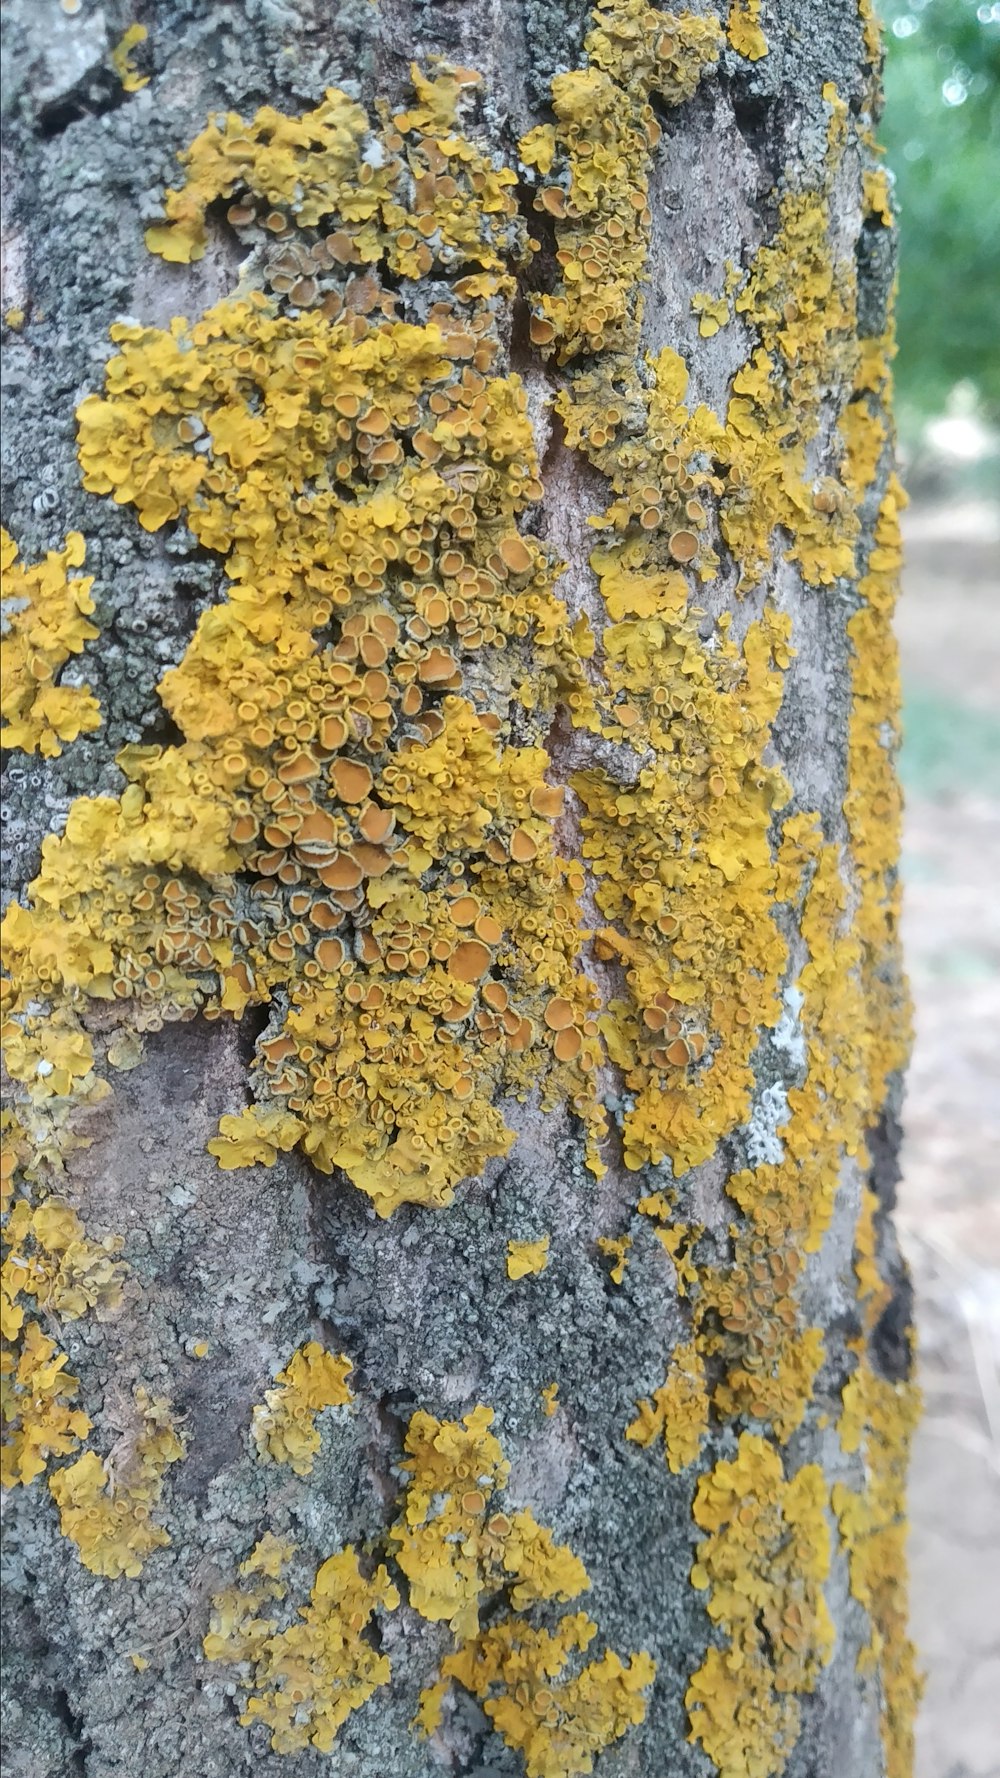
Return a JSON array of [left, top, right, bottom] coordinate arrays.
[[1, 4, 917, 1778]]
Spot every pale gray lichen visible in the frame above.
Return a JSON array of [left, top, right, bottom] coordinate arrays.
[[773, 983, 807, 1069], [743, 1079, 791, 1169]]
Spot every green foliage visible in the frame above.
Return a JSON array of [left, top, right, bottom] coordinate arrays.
[[902, 687, 1000, 797], [880, 0, 1000, 417]]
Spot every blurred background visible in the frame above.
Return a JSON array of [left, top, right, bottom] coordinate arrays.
[[878, 4, 999, 1775]]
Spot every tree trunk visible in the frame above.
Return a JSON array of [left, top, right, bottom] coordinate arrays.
[[1, 4, 917, 1777]]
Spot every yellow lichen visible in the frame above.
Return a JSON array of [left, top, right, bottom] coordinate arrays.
[[640, 1201, 701, 1295], [691, 290, 730, 337], [532, 76, 861, 591], [388, 1405, 589, 1639], [1, 1319, 91, 1488], [518, 63, 899, 1766], [2, 1197, 110, 1329], [105, 1028, 144, 1071], [727, 0, 768, 61], [577, 569, 793, 1173], [48, 1388, 185, 1577], [834, 1357, 921, 1778], [1, 1196, 125, 1338], [2, 1013, 100, 1104], [0, 1121, 17, 1216], [143, 71, 519, 276], [595, 1232, 630, 1283], [858, 0, 884, 69], [1, 1119, 126, 1489], [623, 816, 889, 1753], [0, 1018, 111, 1258], [520, 3, 721, 365], [626, 1337, 708, 1472], [110, 22, 148, 92], [518, 30, 862, 1197], [841, 388, 889, 507], [1, 18, 915, 1770], [204, 1535, 399, 1754], [5, 65, 612, 1215], [251, 1340, 353, 1476], [541, 1381, 559, 1416], [0, 530, 101, 757], [846, 473, 911, 1105], [651, 187, 861, 593], [412, 1677, 449, 1737], [630, 786, 903, 1480], [507, 1236, 550, 1279], [853, 1185, 891, 1332], [441, 1613, 656, 1778], [636, 818, 871, 1459], [3, 19, 881, 1245], [208, 1107, 305, 1170], [686, 1435, 834, 1778]]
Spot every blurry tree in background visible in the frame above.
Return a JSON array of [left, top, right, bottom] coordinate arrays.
[[880, 0, 1000, 426]]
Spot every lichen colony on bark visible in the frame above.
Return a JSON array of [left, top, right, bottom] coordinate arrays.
[[1, 2, 916, 1777]]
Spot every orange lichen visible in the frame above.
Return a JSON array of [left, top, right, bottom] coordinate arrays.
[[48, 1388, 185, 1577], [1, 529, 101, 757], [251, 1341, 353, 1476], [204, 1535, 399, 1754]]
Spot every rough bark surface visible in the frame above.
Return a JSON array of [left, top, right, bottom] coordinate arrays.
[[1, 4, 915, 1778]]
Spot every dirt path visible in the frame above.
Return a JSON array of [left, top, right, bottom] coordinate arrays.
[[896, 501, 1000, 1778]]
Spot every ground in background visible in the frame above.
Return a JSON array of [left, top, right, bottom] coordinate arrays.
[[896, 500, 1000, 1778]]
